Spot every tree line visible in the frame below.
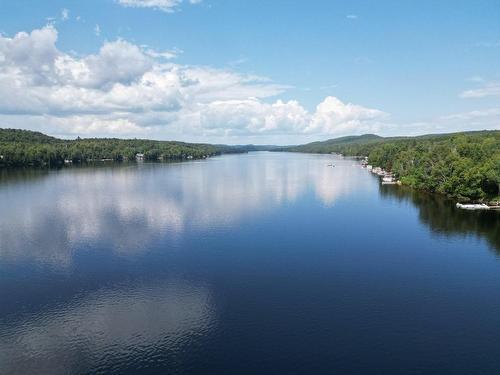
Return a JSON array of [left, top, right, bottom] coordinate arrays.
[[0, 128, 243, 168]]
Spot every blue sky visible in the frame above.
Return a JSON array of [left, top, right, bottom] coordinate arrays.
[[0, 0, 498, 144]]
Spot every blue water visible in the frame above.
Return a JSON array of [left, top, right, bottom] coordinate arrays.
[[0, 152, 499, 374]]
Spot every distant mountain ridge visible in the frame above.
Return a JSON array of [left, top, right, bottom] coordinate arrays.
[[279, 134, 382, 153], [279, 130, 500, 155], [2, 128, 498, 152], [305, 133, 383, 145]]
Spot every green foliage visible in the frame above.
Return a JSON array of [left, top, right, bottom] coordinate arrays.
[[283, 130, 500, 202], [367, 133, 500, 201], [0, 128, 244, 168], [0, 128, 59, 144]]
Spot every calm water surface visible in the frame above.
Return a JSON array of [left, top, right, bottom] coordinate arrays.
[[1, 152, 499, 374]]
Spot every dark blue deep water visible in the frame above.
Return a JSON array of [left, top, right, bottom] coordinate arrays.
[[1, 152, 499, 374]]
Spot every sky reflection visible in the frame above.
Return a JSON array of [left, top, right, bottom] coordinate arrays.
[[0, 280, 214, 374], [0, 153, 369, 267]]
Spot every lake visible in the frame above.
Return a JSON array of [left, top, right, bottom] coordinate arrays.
[[1, 152, 499, 374]]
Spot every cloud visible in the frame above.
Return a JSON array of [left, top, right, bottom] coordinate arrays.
[[117, 0, 199, 13], [307, 96, 387, 135], [194, 99, 310, 136], [346, 14, 358, 19], [61, 8, 69, 21], [460, 81, 500, 98], [55, 116, 149, 136], [169, 96, 387, 139], [144, 46, 182, 59], [0, 25, 389, 141], [79, 39, 153, 87], [0, 152, 368, 268], [94, 24, 100, 36]]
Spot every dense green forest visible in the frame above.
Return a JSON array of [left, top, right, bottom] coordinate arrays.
[[282, 131, 500, 202], [0, 128, 243, 168]]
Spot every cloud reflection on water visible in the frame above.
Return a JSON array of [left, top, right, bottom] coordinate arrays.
[[0, 280, 214, 374], [0, 153, 368, 267]]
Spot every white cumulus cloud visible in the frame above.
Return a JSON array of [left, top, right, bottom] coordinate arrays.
[[307, 96, 387, 135], [0, 25, 390, 142]]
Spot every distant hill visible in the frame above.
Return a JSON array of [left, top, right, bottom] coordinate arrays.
[[0, 128, 59, 144], [278, 134, 382, 154], [279, 130, 500, 156], [305, 133, 383, 146]]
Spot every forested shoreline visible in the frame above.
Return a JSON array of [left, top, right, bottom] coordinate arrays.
[[283, 131, 500, 203], [0, 128, 245, 168], [2, 128, 499, 203], [368, 134, 499, 202]]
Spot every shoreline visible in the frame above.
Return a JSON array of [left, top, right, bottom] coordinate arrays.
[[363, 162, 500, 209]]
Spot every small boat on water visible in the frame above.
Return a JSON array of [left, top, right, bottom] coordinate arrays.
[[327, 164, 335, 167], [456, 203, 490, 210]]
